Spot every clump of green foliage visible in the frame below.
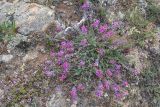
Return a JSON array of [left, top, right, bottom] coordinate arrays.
[[0, 21, 16, 42], [126, 6, 157, 47], [146, 0, 160, 24]]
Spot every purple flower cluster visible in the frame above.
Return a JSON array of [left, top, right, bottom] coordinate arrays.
[[80, 39, 88, 47], [77, 83, 85, 91], [95, 69, 103, 79], [95, 81, 104, 98], [99, 24, 108, 33], [81, 25, 88, 34], [81, 2, 90, 10], [92, 19, 100, 28], [70, 86, 78, 103]]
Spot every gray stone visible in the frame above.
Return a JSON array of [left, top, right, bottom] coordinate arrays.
[[23, 50, 38, 62], [0, 1, 55, 36], [7, 34, 27, 52], [46, 94, 67, 107], [0, 54, 13, 62]]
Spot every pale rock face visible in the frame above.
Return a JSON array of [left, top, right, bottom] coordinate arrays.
[[46, 94, 67, 107], [0, 54, 13, 62], [0, 1, 55, 36]]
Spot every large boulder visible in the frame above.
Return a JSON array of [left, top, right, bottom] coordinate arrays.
[[0, 1, 55, 36]]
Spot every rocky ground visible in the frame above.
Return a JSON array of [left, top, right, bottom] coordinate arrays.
[[0, 0, 160, 107]]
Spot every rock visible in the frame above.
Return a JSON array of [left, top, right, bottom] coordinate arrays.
[[0, 1, 55, 36], [23, 50, 38, 62], [0, 54, 13, 62], [7, 34, 27, 52], [46, 94, 67, 107], [0, 89, 4, 105], [126, 48, 143, 72]]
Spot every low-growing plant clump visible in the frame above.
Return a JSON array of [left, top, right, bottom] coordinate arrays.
[[42, 1, 140, 105]]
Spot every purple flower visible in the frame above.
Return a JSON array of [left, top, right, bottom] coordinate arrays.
[[95, 81, 104, 98], [59, 73, 67, 81], [103, 30, 114, 38], [57, 50, 64, 57], [115, 64, 121, 70], [77, 83, 85, 91], [106, 69, 112, 77], [70, 86, 78, 103], [97, 48, 105, 56], [103, 80, 110, 90], [45, 60, 52, 65], [80, 39, 88, 47], [99, 24, 108, 33], [95, 69, 103, 78], [81, 25, 88, 34], [114, 92, 123, 100], [112, 21, 121, 29], [81, 2, 90, 10], [55, 85, 62, 92], [92, 19, 100, 28], [95, 89, 103, 98], [112, 84, 120, 93], [132, 69, 140, 75], [79, 60, 85, 66], [122, 90, 129, 96], [56, 57, 63, 65], [56, 26, 62, 32], [60, 41, 67, 49], [44, 71, 54, 77], [122, 80, 129, 87], [50, 49, 55, 57], [62, 61, 70, 72], [66, 41, 74, 48]]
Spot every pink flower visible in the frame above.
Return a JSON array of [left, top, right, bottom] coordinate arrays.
[[103, 30, 114, 38], [62, 61, 70, 72], [81, 2, 90, 10], [99, 24, 108, 33], [92, 19, 100, 28], [95, 69, 103, 78], [81, 25, 88, 34], [50, 49, 55, 57], [95, 81, 104, 98], [95, 89, 103, 98], [115, 64, 121, 70], [112, 21, 121, 29], [45, 71, 54, 77], [59, 73, 67, 81], [103, 80, 110, 90], [112, 84, 120, 93], [77, 83, 85, 91], [66, 41, 74, 48], [60, 41, 66, 49], [114, 92, 123, 100], [56, 26, 62, 32], [122, 81, 129, 87], [56, 57, 63, 65], [70, 86, 78, 103], [80, 39, 88, 47], [57, 50, 64, 57], [122, 90, 129, 96], [79, 60, 85, 66], [133, 69, 140, 75], [106, 69, 113, 77]]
